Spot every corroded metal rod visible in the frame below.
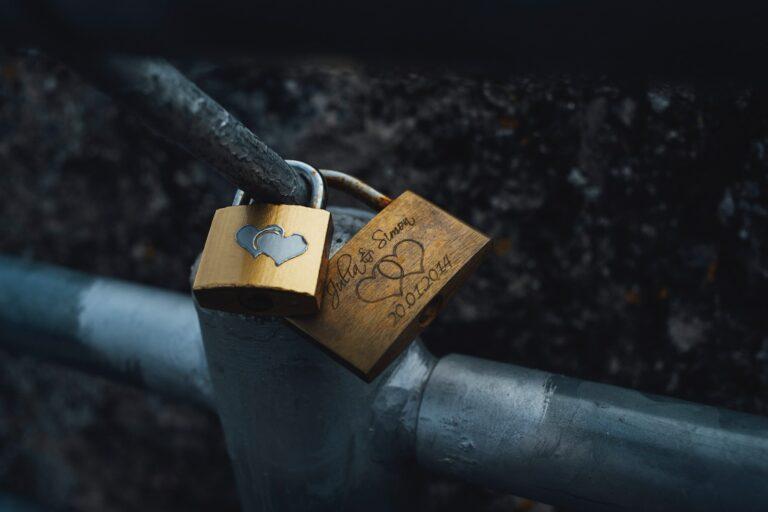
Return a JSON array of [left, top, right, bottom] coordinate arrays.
[[70, 55, 309, 205], [320, 169, 392, 211]]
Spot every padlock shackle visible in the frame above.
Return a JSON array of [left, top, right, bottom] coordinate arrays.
[[234, 160, 327, 209], [286, 160, 327, 209], [320, 169, 393, 211], [235, 163, 392, 212]]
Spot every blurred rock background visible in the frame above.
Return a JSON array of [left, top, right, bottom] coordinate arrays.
[[0, 49, 767, 510]]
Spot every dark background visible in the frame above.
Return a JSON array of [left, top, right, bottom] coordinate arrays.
[[0, 50, 767, 511]]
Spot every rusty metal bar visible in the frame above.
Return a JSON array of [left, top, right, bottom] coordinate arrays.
[[67, 55, 310, 205], [321, 169, 392, 211]]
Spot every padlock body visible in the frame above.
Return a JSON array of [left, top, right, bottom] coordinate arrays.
[[290, 191, 490, 380], [193, 203, 332, 316]]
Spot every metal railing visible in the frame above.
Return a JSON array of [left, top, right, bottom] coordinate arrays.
[[3, 245, 768, 511]]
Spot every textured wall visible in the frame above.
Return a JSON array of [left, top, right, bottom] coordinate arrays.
[[0, 51, 766, 510]]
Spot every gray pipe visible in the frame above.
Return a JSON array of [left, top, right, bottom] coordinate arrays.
[[417, 355, 768, 512], [0, 255, 212, 406], [68, 55, 309, 205], [2, 222, 768, 509], [194, 206, 435, 511]]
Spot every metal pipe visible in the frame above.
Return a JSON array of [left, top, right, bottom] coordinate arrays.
[[65, 55, 310, 205], [3, 1, 768, 77], [0, 255, 213, 406], [3, 208, 768, 510], [2, 248, 768, 510], [195, 207, 435, 511], [417, 355, 768, 512]]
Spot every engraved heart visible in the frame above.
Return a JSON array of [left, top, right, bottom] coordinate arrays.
[[236, 224, 308, 266], [236, 225, 280, 258], [354, 239, 426, 304], [256, 230, 308, 266], [379, 239, 425, 278], [356, 264, 404, 304]]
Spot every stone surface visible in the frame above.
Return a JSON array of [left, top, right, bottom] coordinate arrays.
[[1, 50, 767, 510]]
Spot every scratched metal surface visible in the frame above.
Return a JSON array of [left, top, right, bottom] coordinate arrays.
[[196, 205, 435, 508], [1, 51, 767, 511], [417, 355, 768, 512], [74, 56, 309, 205]]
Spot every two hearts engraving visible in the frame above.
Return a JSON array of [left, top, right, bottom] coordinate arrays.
[[356, 239, 425, 304], [236, 224, 308, 266]]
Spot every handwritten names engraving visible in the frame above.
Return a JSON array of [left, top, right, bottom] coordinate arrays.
[[326, 215, 418, 309], [372, 216, 416, 249], [326, 248, 374, 309]]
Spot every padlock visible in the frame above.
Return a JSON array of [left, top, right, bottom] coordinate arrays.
[[290, 174, 490, 381], [193, 161, 333, 316]]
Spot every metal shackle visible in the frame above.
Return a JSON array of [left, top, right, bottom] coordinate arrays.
[[319, 169, 392, 211], [233, 160, 327, 208]]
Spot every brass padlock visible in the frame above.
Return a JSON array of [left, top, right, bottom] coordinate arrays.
[[290, 174, 490, 381], [193, 161, 333, 316]]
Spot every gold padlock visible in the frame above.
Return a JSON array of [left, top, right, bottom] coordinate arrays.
[[290, 171, 490, 381], [193, 161, 333, 316]]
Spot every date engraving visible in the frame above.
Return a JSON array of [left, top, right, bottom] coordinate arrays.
[[386, 254, 452, 325]]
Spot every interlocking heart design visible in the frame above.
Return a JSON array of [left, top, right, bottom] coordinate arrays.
[[356, 239, 425, 303], [236, 224, 308, 266]]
